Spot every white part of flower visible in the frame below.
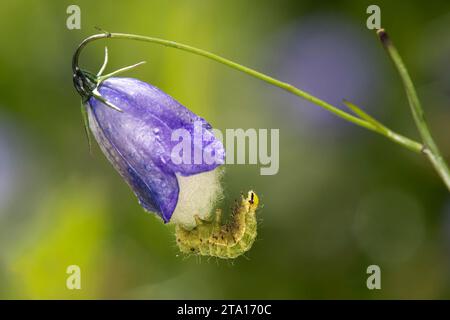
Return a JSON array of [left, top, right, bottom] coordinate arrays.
[[170, 168, 223, 229]]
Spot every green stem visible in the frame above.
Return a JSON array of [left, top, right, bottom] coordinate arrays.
[[377, 29, 450, 191], [72, 33, 422, 154]]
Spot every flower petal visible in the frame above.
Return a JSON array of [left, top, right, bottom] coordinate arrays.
[[87, 106, 179, 222], [95, 78, 224, 174], [87, 77, 225, 222]]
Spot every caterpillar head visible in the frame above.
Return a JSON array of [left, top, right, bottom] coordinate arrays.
[[246, 191, 259, 211]]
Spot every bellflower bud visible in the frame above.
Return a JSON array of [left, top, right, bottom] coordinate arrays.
[[87, 77, 225, 227]]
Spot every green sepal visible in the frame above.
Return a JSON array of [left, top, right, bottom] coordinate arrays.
[[80, 101, 93, 154]]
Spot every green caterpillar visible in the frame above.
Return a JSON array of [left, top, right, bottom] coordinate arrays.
[[175, 191, 259, 259]]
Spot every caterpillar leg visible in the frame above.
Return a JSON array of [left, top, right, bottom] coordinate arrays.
[[175, 191, 259, 259], [214, 208, 222, 225], [194, 215, 204, 226]]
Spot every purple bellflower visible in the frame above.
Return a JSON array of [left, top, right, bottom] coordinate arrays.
[[73, 48, 225, 227]]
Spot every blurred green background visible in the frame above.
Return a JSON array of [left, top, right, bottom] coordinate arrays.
[[0, 0, 450, 299]]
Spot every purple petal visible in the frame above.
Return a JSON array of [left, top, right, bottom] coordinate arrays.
[[87, 77, 224, 222]]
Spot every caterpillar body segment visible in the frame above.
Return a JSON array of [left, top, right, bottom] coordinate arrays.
[[175, 191, 259, 259]]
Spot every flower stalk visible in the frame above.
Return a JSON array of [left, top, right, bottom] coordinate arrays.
[[72, 30, 450, 192], [377, 29, 450, 191]]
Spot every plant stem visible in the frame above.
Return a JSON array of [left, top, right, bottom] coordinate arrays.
[[377, 29, 450, 191], [72, 33, 422, 157]]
